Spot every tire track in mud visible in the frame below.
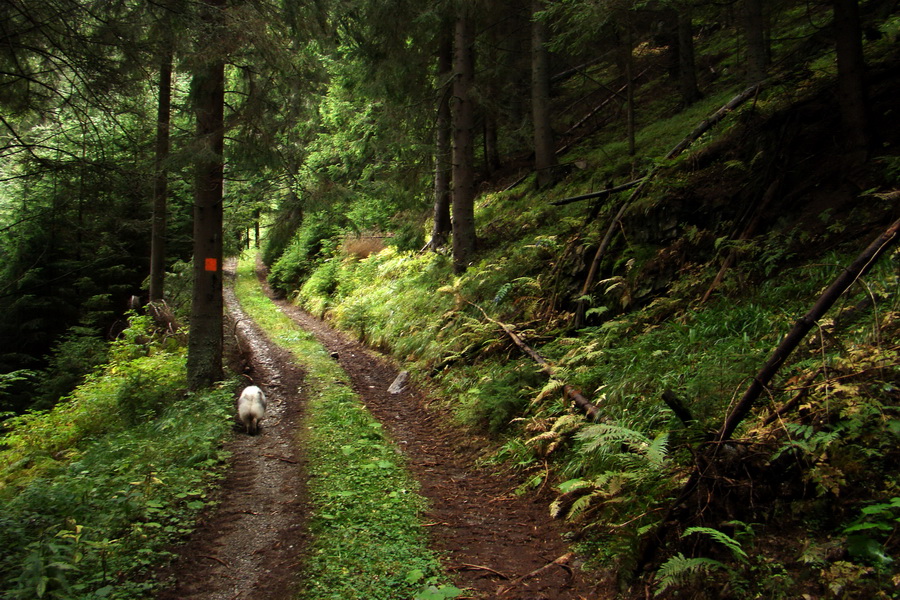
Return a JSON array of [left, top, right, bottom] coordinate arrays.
[[260, 274, 598, 599], [155, 278, 309, 600]]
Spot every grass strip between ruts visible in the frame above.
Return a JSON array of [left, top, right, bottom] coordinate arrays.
[[232, 255, 452, 600]]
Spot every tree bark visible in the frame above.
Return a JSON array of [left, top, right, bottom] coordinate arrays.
[[451, 2, 477, 274], [677, 5, 701, 105], [742, 0, 768, 84], [149, 51, 172, 303], [430, 30, 453, 251], [621, 25, 636, 157], [187, 0, 226, 390], [832, 0, 870, 159], [531, 0, 557, 188]]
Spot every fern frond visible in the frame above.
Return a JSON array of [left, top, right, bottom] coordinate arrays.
[[654, 553, 725, 596], [576, 423, 651, 455], [531, 379, 564, 405], [645, 432, 670, 469], [551, 414, 583, 433], [526, 430, 560, 446], [566, 492, 597, 520], [682, 527, 748, 562]]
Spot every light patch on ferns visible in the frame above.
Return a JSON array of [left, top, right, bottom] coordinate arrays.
[[525, 413, 584, 458]]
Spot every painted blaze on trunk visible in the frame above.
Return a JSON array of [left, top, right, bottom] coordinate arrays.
[[187, 0, 226, 390]]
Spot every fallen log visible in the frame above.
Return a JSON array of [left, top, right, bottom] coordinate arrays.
[[470, 303, 602, 420], [663, 83, 761, 160], [715, 215, 900, 443], [661, 390, 694, 425], [550, 178, 643, 206], [574, 83, 763, 327]]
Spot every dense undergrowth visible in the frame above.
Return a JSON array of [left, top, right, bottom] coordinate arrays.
[[262, 18, 900, 595], [232, 257, 458, 600], [0, 316, 234, 600]]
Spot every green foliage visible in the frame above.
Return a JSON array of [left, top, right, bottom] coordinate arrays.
[[654, 553, 726, 596], [268, 212, 340, 295], [0, 318, 233, 599], [653, 527, 746, 595], [33, 328, 109, 411]]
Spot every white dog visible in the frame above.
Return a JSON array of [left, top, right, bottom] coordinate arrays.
[[237, 385, 267, 435]]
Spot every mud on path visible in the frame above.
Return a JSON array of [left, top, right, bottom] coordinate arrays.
[[156, 264, 597, 600], [155, 278, 309, 600], [261, 276, 597, 598]]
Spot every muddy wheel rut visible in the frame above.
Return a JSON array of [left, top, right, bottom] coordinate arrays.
[[155, 267, 597, 599]]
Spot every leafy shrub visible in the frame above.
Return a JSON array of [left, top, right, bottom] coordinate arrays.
[[0, 317, 233, 599], [32, 326, 109, 411], [268, 213, 340, 295]]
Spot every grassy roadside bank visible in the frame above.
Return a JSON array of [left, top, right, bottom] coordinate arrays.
[[0, 316, 235, 599], [231, 255, 457, 600]]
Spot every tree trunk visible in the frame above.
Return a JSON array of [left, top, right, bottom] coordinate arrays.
[[484, 113, 502, 175], [430, 30, 453, 251], [149, 51, 172, 303], [621, 25, 636, 157], [742, 0, 768, 84], [187, 0, 226, 390], [451, 2, 477, 274], [677, 6, 701, 105], [832, 0, 870, 159], [531, 0, 556, 188]]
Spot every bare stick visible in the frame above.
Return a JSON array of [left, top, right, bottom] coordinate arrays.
[[470, 302, 602, 420], [496, 553, 573, 596]]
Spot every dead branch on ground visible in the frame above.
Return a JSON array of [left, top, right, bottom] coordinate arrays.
[[470, 302, 602, 421]]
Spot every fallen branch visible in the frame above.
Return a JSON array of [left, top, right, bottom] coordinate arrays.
[[200, 554, 231, 568], [470, 302, 602, 420], [635, 216, 900, 575], [450, 563, 510, 580], [550, 178, 643, 206], [496, 553, 573, 596], [716, 216, 900, 443], [661, 390, 694, 425], [574, 84, 762, 327], [700, 174, 783, 304]]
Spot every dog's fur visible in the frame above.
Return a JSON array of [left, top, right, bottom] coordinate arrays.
[[237, 385, 267, 435]]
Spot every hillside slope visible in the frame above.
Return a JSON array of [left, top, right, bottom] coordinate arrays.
[[270, 11, 900, 599]]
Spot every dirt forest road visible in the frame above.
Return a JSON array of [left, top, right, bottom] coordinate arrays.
[[155, 266, 599, 599]]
